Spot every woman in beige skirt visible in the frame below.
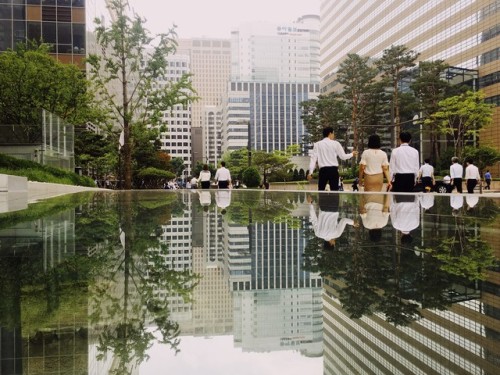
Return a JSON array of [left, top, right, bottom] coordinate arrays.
[[359, 134, 391, 192]]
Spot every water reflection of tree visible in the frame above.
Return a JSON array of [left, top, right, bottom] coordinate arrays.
[[84, 191, 200, 374], [303, 196, 499, 326]]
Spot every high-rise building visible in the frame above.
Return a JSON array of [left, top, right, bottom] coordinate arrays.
[[0, 0, 86, 67], [177, 38, 232, 167], [231, 15, 320, 84], [320, 0, 500, 172], [222, 15, 321, 156]]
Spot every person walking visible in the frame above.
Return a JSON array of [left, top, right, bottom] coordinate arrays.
[[214, 161, 232, 189], [307, 126, 357, 191], [389, 132, 420, 192], [484, 170, 492, 190], [418, 158, 435, 193], [465, 158, 481, 194], [358, 134, 391, 192], [450, 157, 463, 193], [198, 164, 212, 189]]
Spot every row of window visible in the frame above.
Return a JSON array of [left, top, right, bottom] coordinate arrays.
[[0, 1, 84, 6]]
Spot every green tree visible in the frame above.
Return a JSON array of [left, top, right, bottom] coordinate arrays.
[[425, 90, 493, 160], [242, 166, 261, 188], [463, 146, 500, 192], [0, 43, 101, 141], [300, 93, 347, 144], [87, 0, 197, 190], [375, 45, 419, 144], [337, 53, 378, 151]]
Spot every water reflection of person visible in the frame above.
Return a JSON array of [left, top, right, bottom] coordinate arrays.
[[465, 194, 479, 211], [215, 189, 232, 214], [198, 190, 212, 212], [359, 193, 390, 241], [308, 193, 357, 248], [419, 193, 435, 211], [390, 194, 420, 243], [450, 194, 464, 216]]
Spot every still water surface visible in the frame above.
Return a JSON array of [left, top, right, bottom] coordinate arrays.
[[0, 190, 498, 374]]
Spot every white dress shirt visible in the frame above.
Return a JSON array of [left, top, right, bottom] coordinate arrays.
[[359, 202, 390, 229], [389, 143, 420, 180], [308, 137, 353, 172], [450, 163, 463, 179], [390, 197, 420, 234], [215, 190, 231, 209], [198, 190, 211, 206], [465, 164, 480, 180], [215, 167, 231, 182], [309, 205, 354, 241], [419, 163, 434, 178]]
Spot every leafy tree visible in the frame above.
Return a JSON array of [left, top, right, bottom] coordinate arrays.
[[337, 53, 378, 151], [242, 166, 261, 188], [375, 45, 419, 144], [425, 90, 493, 160], [463, 146, 500, 192], [0, 43, 102, 142], [300, 92, 347, 144], [222, 148, 250, 180], [169, 157, 185, 178], [252, 147, 298, 183], [87, 0, 197, 189]]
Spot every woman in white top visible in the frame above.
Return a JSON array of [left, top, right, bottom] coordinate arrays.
[[359, 134, 391, 192], [198, 164, 212, 189]]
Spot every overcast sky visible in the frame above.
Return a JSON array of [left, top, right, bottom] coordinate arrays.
[[128, 0, 320, 39]]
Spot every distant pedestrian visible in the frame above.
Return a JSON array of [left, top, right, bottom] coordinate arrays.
[[465, 158, 480, 194], [352, 177, 359, 191], [214, 161, 232, 189], [307, 126, 357, 191], [418, 158, 435, 193], [338, 176, 344, 191], [484, 170, 492, 190], [450, 157, 463, 193], [198, 164, 211, 189], [389, 132, 420, 192], [358, 134, 391, 192]]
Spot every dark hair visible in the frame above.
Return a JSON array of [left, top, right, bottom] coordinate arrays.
[[400, 131, 412, 143], [424, 158, 431, 164], [451, 157, 459, 163], [203, 164, 209, 171], [465, 158, 473, 164], [220, 161, 226, 167], [401, 233, 413, 244], [322, 126, 334, 138], [367, 134, 381, 149]]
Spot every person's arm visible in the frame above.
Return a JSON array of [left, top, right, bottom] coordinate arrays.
[[334, 142, 355, 160], [383, 165, 391, 189], [307, 145, 318, 180], [358, 164, 366, 186]]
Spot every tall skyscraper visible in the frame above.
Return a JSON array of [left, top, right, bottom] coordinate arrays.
[[320, 0, 500, 172], [222, 15, 321, 156], [177, 38, 232, 167]]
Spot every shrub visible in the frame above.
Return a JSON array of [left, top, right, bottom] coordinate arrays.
[[242, 167, 261, 188]]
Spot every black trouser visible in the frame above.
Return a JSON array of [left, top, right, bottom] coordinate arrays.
[[485, 179, 491, 189], [466, 179, 477, 194], [318, 166, 339, 191], [218, 180, 229, 189], [391, 173, 415, 192], [453, 178, 462, 193], [201, 181, 210, 189], [421, 176, 433, 192]]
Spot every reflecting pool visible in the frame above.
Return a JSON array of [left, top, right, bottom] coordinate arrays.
[[0, 190, 499, 374]]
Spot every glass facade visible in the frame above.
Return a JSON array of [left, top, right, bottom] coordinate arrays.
[[0, 0, 85, 67]]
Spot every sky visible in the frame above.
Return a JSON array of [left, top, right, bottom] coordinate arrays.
[[128, 0, 320, 39], [139, 335, 323, 374]]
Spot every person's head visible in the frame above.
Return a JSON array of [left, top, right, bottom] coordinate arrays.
[[401, 232, 413, 244], [203, 164, 209, 171], [220, 161, 226, 167], [465, 157, 473, 165], [451, 156, 459, 164], [399, 131, 412, 143], [322, 126, 334, 138], [367, 134, 381, 149], [424, 158, 431, 164], [323, 239, 336, 250]]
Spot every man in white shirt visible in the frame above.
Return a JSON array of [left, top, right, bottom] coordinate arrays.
[[308, 193, 357, 248], [418, 158, 435, 192], [307, 126, 357, 191], [215, 189, 231, 214], [465, 158, 481, 193], [214, 161, 232, 189], [390, 194, 420, 244], [389, 132, 420, 192], [449, 157, 463, 193]]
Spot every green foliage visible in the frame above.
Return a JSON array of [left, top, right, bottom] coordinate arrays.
[[242, 166, 261, 187], [136, 167, 175, 188], [0, 153, 95, 186], [87, 0, 197, 189], [0, 42, 103, 128], [425, 90, 493, 159], [463, 146, 500, 174]]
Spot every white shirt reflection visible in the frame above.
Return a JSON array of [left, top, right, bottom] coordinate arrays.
[[215, 190, 232, 209], [309, 204, 354, 241], [390, 195, 420, 234]]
